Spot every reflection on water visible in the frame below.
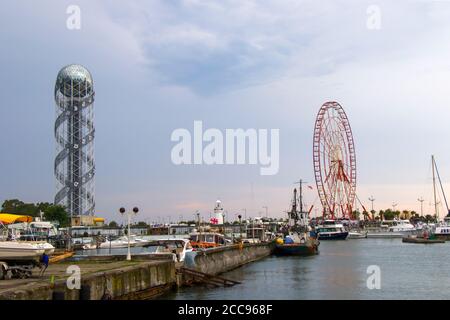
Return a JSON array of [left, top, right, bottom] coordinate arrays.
[[162, 239, 450, 300]]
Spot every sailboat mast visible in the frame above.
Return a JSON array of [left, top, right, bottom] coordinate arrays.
[[432, 155, 439, 219], [433, 156, 450, 216]]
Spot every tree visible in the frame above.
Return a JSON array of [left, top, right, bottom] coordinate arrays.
[[44, 205, 69, 227], [379, 210, 385, 221], [383, 209, 395, 220], [109, 221, 118, 228], [1, 199, 40, 216]]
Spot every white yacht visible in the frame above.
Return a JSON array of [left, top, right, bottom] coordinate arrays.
[[98, 235, 149, 249], [434, 216, 450, 240], [0, 241, 45, 262], [367, 219, 417, 238], [316, 220, 349, 240], [386, 220, 416, 234]]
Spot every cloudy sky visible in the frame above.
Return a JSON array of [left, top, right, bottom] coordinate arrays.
[[2, 0, 450, 223]]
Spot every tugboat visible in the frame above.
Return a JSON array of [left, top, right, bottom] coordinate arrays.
[[274, 180, 319, 256]]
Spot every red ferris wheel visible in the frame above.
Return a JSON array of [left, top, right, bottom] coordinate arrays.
[[313, 101, 356, 219]]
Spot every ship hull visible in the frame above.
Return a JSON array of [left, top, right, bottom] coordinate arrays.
[[318, 232, 348, 240], [274, 242, 319, 256]]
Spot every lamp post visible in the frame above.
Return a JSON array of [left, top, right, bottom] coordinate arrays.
[[238, 214, 242, 239], [262, 206, 268, 218], [120, 207, 139, 261], [241, 209, 247, 221], [368, 196, 375, 212], [418, 197, 424, 216]]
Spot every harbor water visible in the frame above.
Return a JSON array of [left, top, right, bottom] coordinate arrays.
[[162, 238, 450, 300]]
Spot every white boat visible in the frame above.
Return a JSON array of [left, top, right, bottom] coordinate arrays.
[[366, 232, 404, 239], [348, 230, 367, 239], [0, 241, 45, 261], [82, 243, 98, 250], [149, 239, 193, 262], [386, 220, 417, 234], [33, 242, 55, 255], [99, 236, 134, 249], [98, 235, 148, 249], [316, 220, 349, 240], [130, 235, 150, 247]]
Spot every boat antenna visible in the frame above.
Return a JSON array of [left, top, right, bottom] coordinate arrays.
[[432, 155, 450, 216]]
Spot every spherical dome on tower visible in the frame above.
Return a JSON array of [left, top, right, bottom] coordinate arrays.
[[54, 64, 94, 99]]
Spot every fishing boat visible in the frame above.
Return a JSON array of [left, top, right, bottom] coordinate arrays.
[[274, 180, 319, 256], [316, 220, 349, 240]]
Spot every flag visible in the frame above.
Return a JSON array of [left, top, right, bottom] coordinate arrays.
[[210, 217, 218, 224], [308, 185, 313, 190]]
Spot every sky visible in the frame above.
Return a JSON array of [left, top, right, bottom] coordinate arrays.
[[2, 0, 450, 224]]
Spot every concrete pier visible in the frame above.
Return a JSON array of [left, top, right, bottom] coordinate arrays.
[[0, 243, 274, 299], [0, 256, 176, 300], [184, 243, 274, 275]]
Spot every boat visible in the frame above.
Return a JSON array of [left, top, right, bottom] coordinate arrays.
[[146, 239, 193, 262], [402, 235, 445, 244], [366, 232, 404, 239], [316, 220, 348, 240], [99, 236, 136, 249], [274, 181, 319, 256], [0, 241, 45, 262], [420, 155, 450, 240], [189, 232, 226, 249], [348, 230, 367, 239], [385, 219, 417, 235]]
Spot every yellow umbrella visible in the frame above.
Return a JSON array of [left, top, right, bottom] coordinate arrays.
[[0, 213, 33, 224]]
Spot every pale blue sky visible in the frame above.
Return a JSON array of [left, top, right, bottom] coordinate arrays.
[[2, 0, 450, 223]]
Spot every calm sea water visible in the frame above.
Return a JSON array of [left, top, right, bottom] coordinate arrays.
[[162, 238, 450, 300]]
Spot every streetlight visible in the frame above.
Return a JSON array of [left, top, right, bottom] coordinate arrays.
[[120, 207, 139, 261], [262, 206, 268, 218], [238, 214, 242, 239], [241, 209, 247, 221], [418, 197, 424, 216], [368, 196, 375, 212], [392, 202, 398, 215]]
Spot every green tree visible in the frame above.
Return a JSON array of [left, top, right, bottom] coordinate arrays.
[[108, 221, 118, 228], [383, 209, 395, 220], [1, 199, 40, 216], [44, 205, 69, 227]]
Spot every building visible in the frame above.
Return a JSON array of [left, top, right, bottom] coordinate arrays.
[[54, 64, 95, 219], [71, 216, 105, 227]]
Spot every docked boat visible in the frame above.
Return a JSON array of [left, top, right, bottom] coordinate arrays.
[[316, 220, 348, 240], [348, 230, 367, 239], [99, 236, 136, 249], [402, 235, 445, 244], [0, 241, 45, 262], [274, 183, 319, 256], [147, 239, 193, 262], [189, 232, 226, 249], [434, 215, 450, 240]]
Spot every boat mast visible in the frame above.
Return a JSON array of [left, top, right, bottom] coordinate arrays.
[[432, 155, 439, 220], [433, 156, 450, 217]]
